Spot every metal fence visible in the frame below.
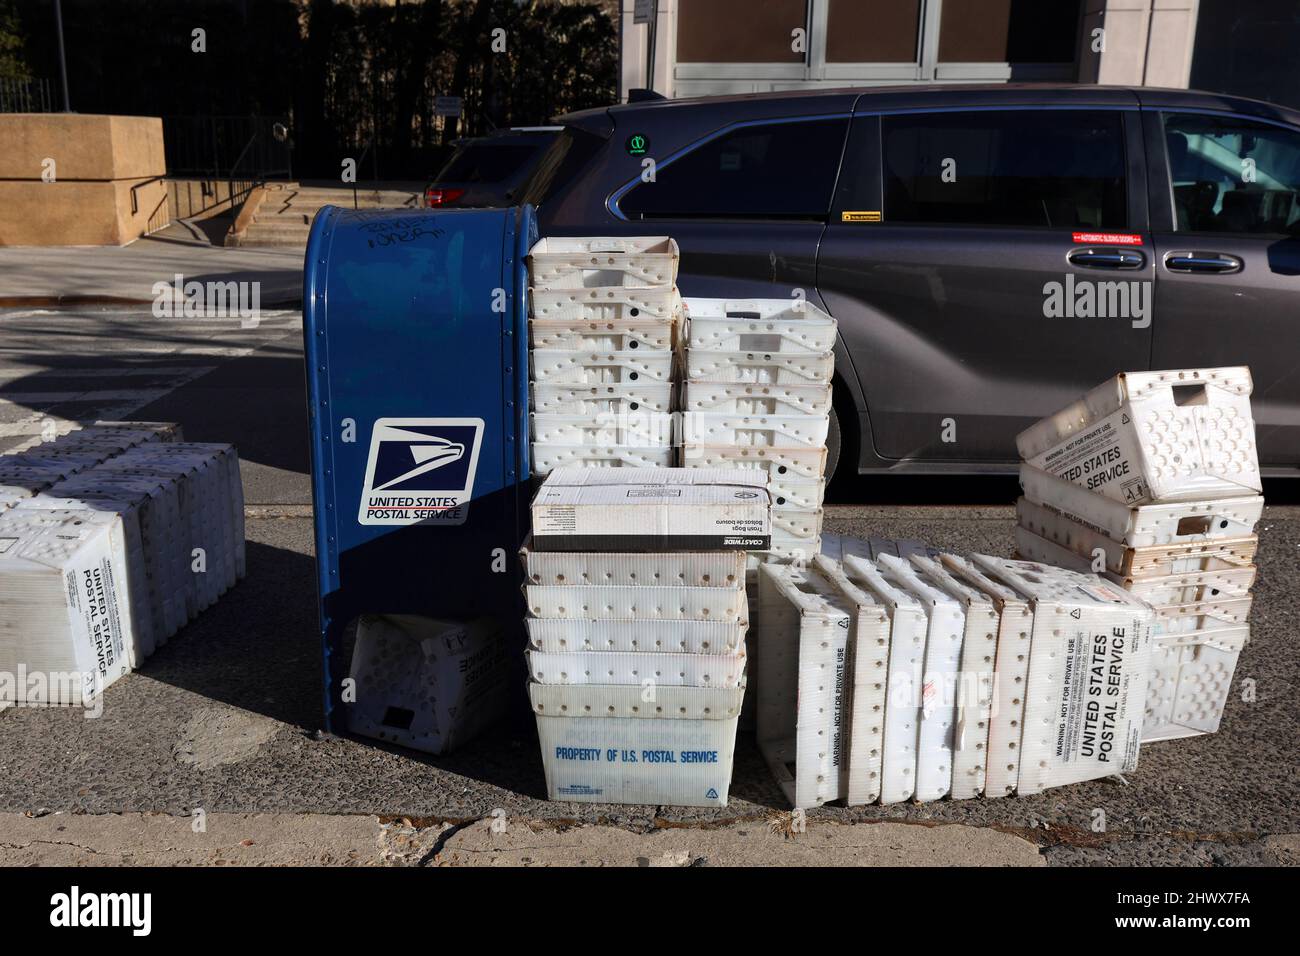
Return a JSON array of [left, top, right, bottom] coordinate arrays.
[[0, 77, 55, 113], [163, 115, 293, 181]]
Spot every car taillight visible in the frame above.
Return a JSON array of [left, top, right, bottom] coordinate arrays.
[[425, 187, 465, 207]]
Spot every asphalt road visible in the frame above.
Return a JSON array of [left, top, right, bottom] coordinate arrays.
[[1, 306, 1296, 867]]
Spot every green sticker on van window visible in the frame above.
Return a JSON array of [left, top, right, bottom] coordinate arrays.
[[626, 134, 649, 156]]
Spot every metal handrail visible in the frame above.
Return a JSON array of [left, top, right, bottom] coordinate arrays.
[[352, 140, 374, 210], [129, 175, 168, 215]]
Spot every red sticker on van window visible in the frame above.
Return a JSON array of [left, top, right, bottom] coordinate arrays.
[[1072, 232, 1143, 245]]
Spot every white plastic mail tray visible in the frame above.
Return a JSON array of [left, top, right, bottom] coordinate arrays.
[[531, 443, 675, 475], [1143, 623, 1247, 742], [531, 411, 675, 448], [682, 412, 830, 449], [971, 555, 1153, 795], [761, 530, 823, 564], [529, 318, 675, 352], [1151, 593, 1253, 634], [768, 478, 825, 512], [529, 681, 744, 807], [527, 648, 746, 688], [348, 615, 507, 755], [527, 237, 679, 290], [530, 382, 674, 415], [531, 466, 770, 552], [1017, 367, 1261, 505], [687, 349, 835, 386], [841, 554, 928, 804], [772, 509, 824, 542], [683, 297, 837, 354], [520, 542, 745, 588], [876, 554, 964, 803], [938, 554, 1036, 799], [1020, 464, 1263, 547], [1014, 513, 1257, 578], [525, 583, 746, 622], [812, 555, 894, 807], [756, 562, 855, 809], [681, 382, 832, 417], [1122, 566, 1256, 606], [909, 554, 1001, 800], [682, 444, 826, 482], [529, 348, 673, 385], [0, 507, 136, 705], [529, 286, 682, 323], [526, 617, 746, 655]]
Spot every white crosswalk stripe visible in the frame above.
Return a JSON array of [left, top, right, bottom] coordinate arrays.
[[0, 308, 302, 449]]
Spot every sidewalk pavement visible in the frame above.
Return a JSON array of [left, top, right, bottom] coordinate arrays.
[[0, 225, 304, 308]]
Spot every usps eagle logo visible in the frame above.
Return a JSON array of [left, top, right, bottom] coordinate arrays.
[[359, 418, 484, 526]]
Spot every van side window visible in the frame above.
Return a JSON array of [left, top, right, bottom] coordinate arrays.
[[1164, 113, 1300, 236], [881, 110, 1127, 228], [618, 118, 849, 221]]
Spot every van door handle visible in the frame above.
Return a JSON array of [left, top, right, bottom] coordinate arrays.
[[1067, 247, 1145, 269], [1164, 251, 1242, 274]]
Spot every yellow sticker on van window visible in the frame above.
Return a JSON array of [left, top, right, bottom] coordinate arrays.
[[841, 210, 882, 222]]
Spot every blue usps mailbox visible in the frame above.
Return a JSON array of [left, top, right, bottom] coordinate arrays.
[[303, 205, 534, 730]]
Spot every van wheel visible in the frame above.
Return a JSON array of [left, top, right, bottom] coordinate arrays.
[[825, 405, 841, 484]]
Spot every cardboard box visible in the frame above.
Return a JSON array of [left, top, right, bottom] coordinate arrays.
[[529, 682, 743, 807], [531, 467, 770, 552], [970, 555, 1153, 795], [1016, 367, 1261, 504]]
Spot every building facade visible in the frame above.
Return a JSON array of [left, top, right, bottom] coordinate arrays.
[[619, 0, 1202, 99]]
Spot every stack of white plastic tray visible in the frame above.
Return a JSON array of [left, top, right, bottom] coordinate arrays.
[[526, 238, 681, 474], [1014, 367, 1261, 743], [742, 533, 1165, 805], [681, 297, 836, 563], [0, 424, 242, 706], [521, 543, 748, 807]]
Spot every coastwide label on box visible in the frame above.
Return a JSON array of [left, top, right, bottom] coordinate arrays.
[[359, 418, 484, 526]]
